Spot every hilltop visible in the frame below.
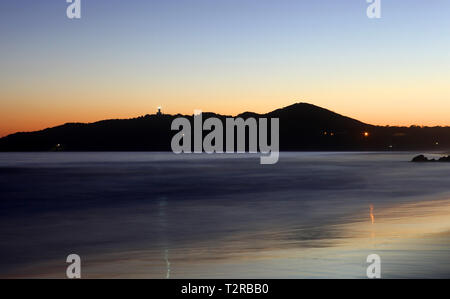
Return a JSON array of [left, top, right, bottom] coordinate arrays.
[[1, 103, 449, 151]]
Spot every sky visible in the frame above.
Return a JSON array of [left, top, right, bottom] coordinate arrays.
[[1, 0, 450, 137]]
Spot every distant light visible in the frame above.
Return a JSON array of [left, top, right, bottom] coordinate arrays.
[[364, 132, 370, 137], [436, 142, 439, 145]]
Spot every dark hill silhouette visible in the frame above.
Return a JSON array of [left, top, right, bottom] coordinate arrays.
[[1, 102, 449, 151]]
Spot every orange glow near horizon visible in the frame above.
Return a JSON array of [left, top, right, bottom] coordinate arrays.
[[2, 95, 450, 138], [1, 75, 450, 137]]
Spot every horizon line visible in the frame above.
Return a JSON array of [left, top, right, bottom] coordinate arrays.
[[2, 102, 450, 139]]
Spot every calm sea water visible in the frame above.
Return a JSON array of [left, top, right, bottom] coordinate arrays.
[[0, 152, 450, 278]]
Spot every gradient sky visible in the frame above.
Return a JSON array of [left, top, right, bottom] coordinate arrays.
[[1, 0, 449, 137]]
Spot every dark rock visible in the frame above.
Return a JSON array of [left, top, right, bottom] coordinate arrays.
[[412, 154, 450, 162], [412, 155, 430, 162], [438, 155, 450, 162]]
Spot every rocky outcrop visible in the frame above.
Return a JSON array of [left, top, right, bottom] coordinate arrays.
[[412, 154, 450, 162]]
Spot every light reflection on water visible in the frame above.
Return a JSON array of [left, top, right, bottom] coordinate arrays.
[[0, 152, 450, 278]]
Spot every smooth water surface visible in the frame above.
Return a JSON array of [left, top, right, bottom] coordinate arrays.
[[0, 152, 449, 278]]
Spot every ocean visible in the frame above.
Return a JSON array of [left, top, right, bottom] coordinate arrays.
[[0, 152, 449, 278]]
